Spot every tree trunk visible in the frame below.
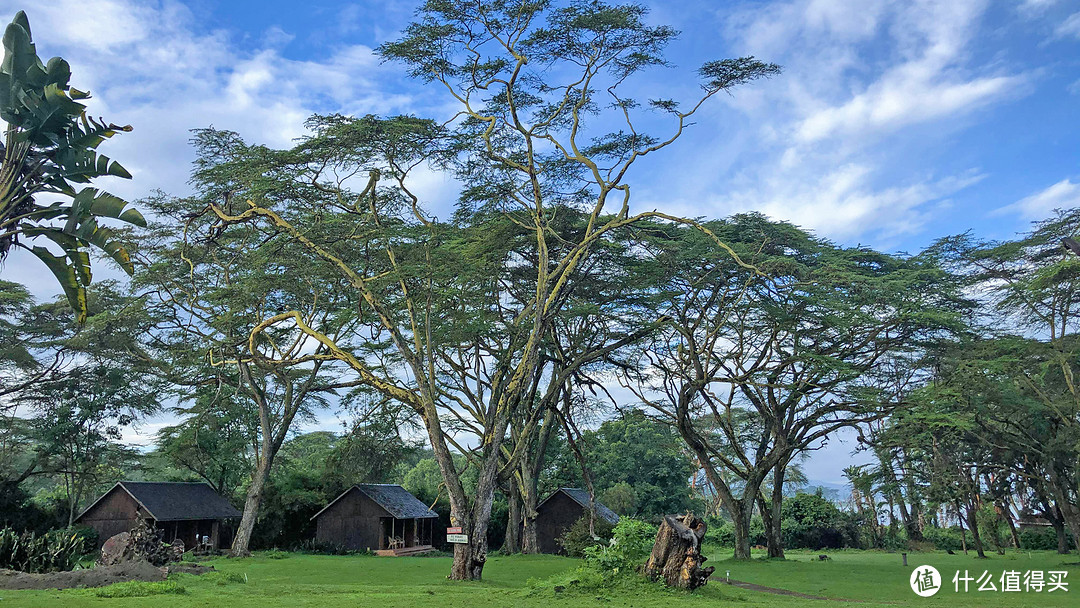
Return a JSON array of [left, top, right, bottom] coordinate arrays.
[[503, 482, 521, 554], [448, 446, 499, 580], [729, 497, 753, 559], [644, 513, 714, 590], [999, 504, 1020, 550], [766, 465, 785, 558], [521, 407, 556, 555], [965, 502, 986, 559], [897, 455, 924, 542], [231, 455, 271, 556], [1047, 468, 1080, 555], [1052, 515, 1068, 554], [956, 501, 968, 554], [521, 476, 540, 554]]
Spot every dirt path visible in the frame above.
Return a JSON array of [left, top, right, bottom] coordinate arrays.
[[0, 560, 213, 590], [719, 578, 871, 602]]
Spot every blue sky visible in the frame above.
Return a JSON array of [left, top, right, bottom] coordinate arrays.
[[3, 0, 1080, 483]]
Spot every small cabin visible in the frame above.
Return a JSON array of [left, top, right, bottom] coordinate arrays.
[[536, 487, 620, 554], [311, 484, 437, 555], [76, 481, 241, 550], [1017, 508, 1053, 530]]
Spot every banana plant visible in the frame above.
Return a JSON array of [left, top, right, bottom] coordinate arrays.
[[0, 11, 143, 322]]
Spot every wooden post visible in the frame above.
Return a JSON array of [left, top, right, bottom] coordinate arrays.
[[902, 552, 908, 566]]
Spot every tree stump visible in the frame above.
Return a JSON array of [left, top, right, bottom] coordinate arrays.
[[643, 513, 715, 590]]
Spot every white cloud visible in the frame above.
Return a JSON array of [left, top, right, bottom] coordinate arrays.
[[789, 0, 1021, 145], [1055, 12, 1080, 39], [994, 179, 1080, 219], [794, 74, 1017, 144], [1018, 0, 1058, 16], [685, 0, 1027, 241], [3, 0, 420, 202], [646, 164, 983, 242]]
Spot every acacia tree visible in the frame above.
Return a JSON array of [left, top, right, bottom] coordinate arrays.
[[3, 282, 161, 524], [202, 1, 777, 579], [155, 388, 257, 496], [133, 144, 366, 555], [621, 214, 963, 559], [931, 208, 1080, 551]]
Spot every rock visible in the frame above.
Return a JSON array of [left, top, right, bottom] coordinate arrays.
[[99, 532, 134, 566]]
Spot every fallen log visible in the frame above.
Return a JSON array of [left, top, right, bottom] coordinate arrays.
[[643, 512, 714, 590]]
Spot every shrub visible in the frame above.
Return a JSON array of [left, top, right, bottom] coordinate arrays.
[[924, 526, 964, 552], [296, 538, 352, 555], [557, 514, 615, 558], [259, 549, 290, 559], [91, 580, 186, 598], [881, 531, 909, 552], [209, 571, 248, 585], [69, 524, 99, 553], [0, 527, 86, 573], [781, 493, 846, 550], [709, 517, 767, 548], [582, 518, 657, 575], [1018, 526, 1062, 551], [527, 518, 660, 596]]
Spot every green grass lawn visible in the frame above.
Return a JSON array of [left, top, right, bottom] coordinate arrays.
[[2, 548, 1076, 607]]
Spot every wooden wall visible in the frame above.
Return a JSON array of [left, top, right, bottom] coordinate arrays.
[[314, 488, 393, 551], [77, 487, 146, 548], [535, 492, 586, 554]]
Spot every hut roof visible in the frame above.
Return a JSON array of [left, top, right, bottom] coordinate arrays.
[[78, 481, 241, 523], [539, 488, 620, 525], [311, 484, 438, 521]]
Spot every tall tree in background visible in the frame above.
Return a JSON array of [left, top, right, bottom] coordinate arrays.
[[133, 147, 364, 555], [933, 208, 1080, 552], [623, 214, 963, 559], [3, 282, 160, 524], [201, 0, 777, 580]]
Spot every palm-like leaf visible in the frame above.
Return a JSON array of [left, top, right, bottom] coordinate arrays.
[[0, 11, 139, 322]]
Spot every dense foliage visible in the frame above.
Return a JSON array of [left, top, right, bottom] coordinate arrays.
[[0, 526, 86, 573]]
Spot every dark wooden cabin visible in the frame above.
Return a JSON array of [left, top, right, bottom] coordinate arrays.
[[76, 481, 241, 550], [311, 484, 438, 555], [536, 487, 620, 554]]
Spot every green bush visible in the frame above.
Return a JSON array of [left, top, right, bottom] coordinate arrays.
[[709, 517, 767, 547], [582, 518, 657, 575], [557, 514, 615, 557], [69, 524, 99, 553], [211, 571, 248, 585], [924, 526, 964, 551], [0, 527, 86, 573], [296, 538, 352, 555], [527, 519, 662, 597], [90, 580, 186, 598], [1018, 526, 1065, 551], [781, 493, 848, 549]]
